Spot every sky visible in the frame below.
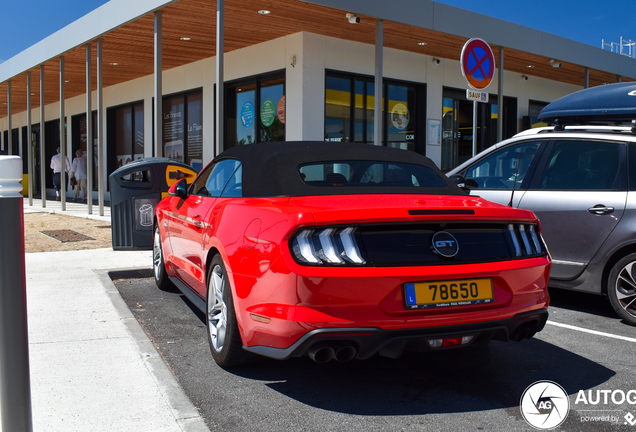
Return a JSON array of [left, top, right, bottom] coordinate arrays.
[[1, 0, 636, 63]]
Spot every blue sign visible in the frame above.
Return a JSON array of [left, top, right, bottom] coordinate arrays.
[[241, 102, 254, 128]]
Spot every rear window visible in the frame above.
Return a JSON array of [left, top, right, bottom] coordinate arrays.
[[299, 161, 447, 189]]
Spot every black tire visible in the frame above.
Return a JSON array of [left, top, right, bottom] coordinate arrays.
[[153, 224, 175, 291], [206, 255, 255, 368], [607, 253, 636, 326]]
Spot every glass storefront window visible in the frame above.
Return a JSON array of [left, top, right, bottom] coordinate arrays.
[[325, 75, 351, 142], [325, 71, 423, 153], [260, 78, 285, 142], [186, 91, 203, 171], [134, 104, 144, 161], [161, 89, 203, 170], [115, 105, 133, 170], [235, 84, 256, 146], [107, 101, 144, 181], [163, 95, 185, 161], [529, 100, 549, 128], [225, 72, 285, 148], [387, 84, 415, 151], [441, 88, 517, 171], [442, 97, 455, 171]]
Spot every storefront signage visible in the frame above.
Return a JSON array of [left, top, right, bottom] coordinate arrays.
[[241, 102, 254, 128], [277, 96, 286, 124], [466, 90, 489, 103], [261, 99, 276, 127], [391, 103, 410, 130], [460, 38, 495, 90]]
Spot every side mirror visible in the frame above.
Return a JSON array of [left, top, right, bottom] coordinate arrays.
[[449, 174, 477, 193], [168, 178, 188, 198]]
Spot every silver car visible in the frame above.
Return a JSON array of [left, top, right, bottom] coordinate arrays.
[[448, 125, 636, 325]]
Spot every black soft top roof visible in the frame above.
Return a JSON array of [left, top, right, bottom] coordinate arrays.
[[214, 141, 464, 197]]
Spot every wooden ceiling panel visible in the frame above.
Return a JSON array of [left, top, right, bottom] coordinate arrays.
[[0, 0, 628, 120]]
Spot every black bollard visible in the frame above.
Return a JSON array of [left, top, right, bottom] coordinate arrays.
[[0, 156, 33, 432]]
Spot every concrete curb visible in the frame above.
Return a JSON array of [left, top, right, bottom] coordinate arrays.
[[97, 268, 210, 432]]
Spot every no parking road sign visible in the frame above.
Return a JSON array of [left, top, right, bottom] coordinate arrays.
[[461, 38, 495, 90]]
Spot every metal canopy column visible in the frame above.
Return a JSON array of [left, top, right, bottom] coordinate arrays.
[[86, 43, 93, 214], [40, 66, 46, 208], [585, 68, 590, 88], [374, 19, 383, 146], [216, 0, 224, 157], [497, 47, 504, 142], [7, 81, 11, 155], [154, 11, 163, 158], [60, 56, 66, 211], [27, 72, 33, 206], [97, 39, 104, 216]]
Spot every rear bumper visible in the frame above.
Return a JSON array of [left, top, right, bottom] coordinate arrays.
[[242, 308, 548, 360]]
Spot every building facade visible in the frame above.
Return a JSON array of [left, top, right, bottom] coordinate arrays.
[[0, 0, 633, 203]]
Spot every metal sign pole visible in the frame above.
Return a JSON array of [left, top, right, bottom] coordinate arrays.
[[472, 100, 477, 157], [0, 156, 33, 432]]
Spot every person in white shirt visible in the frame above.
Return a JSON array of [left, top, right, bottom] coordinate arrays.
[[71, 149, 88, 203], [50, 147, 70, 201]]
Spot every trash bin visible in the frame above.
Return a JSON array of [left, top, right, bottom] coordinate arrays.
[[110, 157, 198, 250]]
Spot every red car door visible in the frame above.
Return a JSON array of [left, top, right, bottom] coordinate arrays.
[[169, 158, 242, 298], [169, 194, 216, 295]]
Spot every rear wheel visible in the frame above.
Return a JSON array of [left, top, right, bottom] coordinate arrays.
[[607, 253, 636, 326], [206, 255, 255, 368], [153, 225, 174, 290]]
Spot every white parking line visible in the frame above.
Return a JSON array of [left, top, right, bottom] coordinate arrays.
[[546, 320, 636, 343]]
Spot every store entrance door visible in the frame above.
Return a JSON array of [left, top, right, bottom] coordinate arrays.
[[441, 88, 518, 171], [442, 96, 497, 171]]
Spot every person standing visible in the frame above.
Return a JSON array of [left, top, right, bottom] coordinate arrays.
[[71, 149, 88, 203], [50, 147, 70, 201]]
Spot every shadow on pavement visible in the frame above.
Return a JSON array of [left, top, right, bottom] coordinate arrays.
[[548, 287, 617, 319], [114, 276, 616, 429]]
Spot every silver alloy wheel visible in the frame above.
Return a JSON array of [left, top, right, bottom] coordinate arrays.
[[207, 264, 228, 352], [153, 227, 162, 281], [615, 261, 636, 317]]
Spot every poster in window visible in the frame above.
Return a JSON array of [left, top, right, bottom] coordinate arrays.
[[391, 103, 410, 130], [186, 91, 203, 170], [277, 96, 286, 124], [261, 99, 276, 127], [241, 102, 254, 128], [163, 96, 185, 162]]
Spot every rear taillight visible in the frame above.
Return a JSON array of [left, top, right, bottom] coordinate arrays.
[[291, 227, 366, 266], [507, 223, 546, 258]]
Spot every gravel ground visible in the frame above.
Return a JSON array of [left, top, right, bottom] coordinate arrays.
[[23, 212, 112, 253]]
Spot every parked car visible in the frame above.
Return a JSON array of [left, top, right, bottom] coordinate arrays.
[[447, 82, 636, 326], [153, 141, 550, 367]]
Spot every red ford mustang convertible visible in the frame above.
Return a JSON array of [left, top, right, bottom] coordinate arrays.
[[153, 142, 550, 368]]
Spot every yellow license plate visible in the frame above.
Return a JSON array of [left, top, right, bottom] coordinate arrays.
[[404, 278, 493, 309]]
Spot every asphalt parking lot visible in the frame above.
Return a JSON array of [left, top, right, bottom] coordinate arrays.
[[113, 277, 636, 432]]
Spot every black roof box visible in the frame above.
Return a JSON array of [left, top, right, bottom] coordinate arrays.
[[539, 82, 636, 125]]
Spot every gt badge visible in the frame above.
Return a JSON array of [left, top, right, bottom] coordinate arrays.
[[432, 231, 459, 257]]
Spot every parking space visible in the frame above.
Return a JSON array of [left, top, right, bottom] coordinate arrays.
[[113, 277, 636, 432]]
